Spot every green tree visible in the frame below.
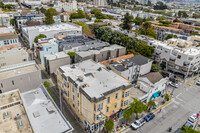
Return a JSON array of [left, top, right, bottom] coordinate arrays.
[[10, 18, 14, 26], [35, 7, 40, 13], [165, 34, 178, 40], [94, 19, 103, 23], [151, 64, 161, 72], [156, 15, 166, 21], [67, 52, 75, 63], [104, 118, 114, 133], [90, 8, 100, 14], [131, 98, 147, 119], [143, 22, 151, 35], [34, 34, 47, 43], [122, 13, 133, 30], [45, 8, 57, 24], [154, 1, 168, 10], [173, 18, 182, 23], [43, 81, 50, 88], [181, 127, 200, 133], [147, 100, 156, 111], [40, 7, 46, 14], [70, 9, 86, 20], [133, 17, 143, 25], [123, 108, 133, 123], [178, 11, 188, 18]]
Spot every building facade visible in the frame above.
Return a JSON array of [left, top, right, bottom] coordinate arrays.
[[0, 33, 20, 48], [0, 61, 42, 93], [0, 45, 29, 67], [21, 23, 82, 46], [57, 60, 132, 133]]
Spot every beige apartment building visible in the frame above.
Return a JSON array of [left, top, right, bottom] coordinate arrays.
[[57, 60, 132, 133], [0, 45, 29, 67]]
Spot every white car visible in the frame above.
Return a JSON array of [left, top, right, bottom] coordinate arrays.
[[188, 113, 198, 123], [131, 118, 145, 130], [169, 81, 178, 88]]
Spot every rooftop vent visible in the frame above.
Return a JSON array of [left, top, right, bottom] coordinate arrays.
[[97, 67, 102, 71], [78, 76, 83, 82], [46, 106, 55, 114], [33, 111, 40, 118]]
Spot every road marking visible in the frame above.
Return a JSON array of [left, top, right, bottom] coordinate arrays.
[[176, 92, 182, 98]]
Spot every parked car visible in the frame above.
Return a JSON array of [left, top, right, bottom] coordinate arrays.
[[183, 121, 193, 128], [174, 128, 184, 133], [188, 113, 198, 123], [169, 81, 178, 88], [196, 80, 200, 86], [144, 113, 155, 122], [161, 72, 169, 78], [130, 118, 145, 130]]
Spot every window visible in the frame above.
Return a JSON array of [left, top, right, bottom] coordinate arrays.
[[177, 55, 181, 59], [97, 103, 103, 112], [106, 107, 109, 112], [164, 50, 168, 53], [68, 91, 69, 97], [72, 85, 75, 93], [107, 97, 110, 104], [125, 91, 130, 97], [73, 95, 75, 101], [122, 92, 124, 98], [77, 93, 79, 98], [121, 100, 123, 107], [175, 66, 179, 70], [12, 80, 14, 85], [78, 101, 79, 107], [124, 100, 129, 106], [94, 104, 96, 111], [114, 103, 117, 108], [188, 57, 193, 61], [1, 83, 3, 88], [93, 114, 95, 121], [115, 93, 118, 99]]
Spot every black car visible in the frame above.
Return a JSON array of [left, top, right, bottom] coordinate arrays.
[[161, 72, 169, 78]]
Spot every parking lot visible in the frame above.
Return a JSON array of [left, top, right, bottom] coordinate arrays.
[[124, 80, 200, 133]]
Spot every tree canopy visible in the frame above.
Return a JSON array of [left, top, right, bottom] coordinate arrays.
[[70, 9, 86, 20], [154, 2, 168, 10], [182, 127, 200, 133], [45, 8, 57, 25], [94, 19, 103, 23], [133, 17, 143, 25], [178, 11, 188, 18], [122, 13, 133, 30], [104, 118, 114, 133], [43, 81, 50, 88], [165, 34, 178, 40], [10, 18, 14, 26], [34, 34, 47, 43], [67, 52, 75, 63], [90, 24, 154, 58], [151, 64, 161, 72]]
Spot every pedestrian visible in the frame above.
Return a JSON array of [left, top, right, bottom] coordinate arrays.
[[159, 108, 162, 113]]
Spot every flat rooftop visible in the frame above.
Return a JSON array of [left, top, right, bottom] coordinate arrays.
[[0, 90, 21, 107], [44, 51, 69, 61], [0, 104, 33, 133], [21, 86, 73, 133], [60, 60, 130, 99], [22, 23, 81, 33], [0, 61, 39, 80]]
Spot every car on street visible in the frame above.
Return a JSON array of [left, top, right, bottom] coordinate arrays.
[[169, 81, 178, 88], [144, 113, 155, 122], [174, 128, 184, 133], [130, 118, 145, 130], [183, 121, 193, 128], [161, 72, 169, 78], [196, 80, 200, 86], [188, 113, 198, 123]]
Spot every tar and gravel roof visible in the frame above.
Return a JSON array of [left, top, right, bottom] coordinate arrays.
[[60, 60, 130, 99]]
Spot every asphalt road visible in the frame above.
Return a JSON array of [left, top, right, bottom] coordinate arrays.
[[124, 83, 200, 133]]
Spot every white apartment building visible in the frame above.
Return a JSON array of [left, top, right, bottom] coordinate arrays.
[[21, 23, 82, 46], [0, 33, 20, 48], [0, 26, 15, 34], [148, 39, 200, 77], [93, 0, 107, 7], [0, 46, 29, 67], [54, 0, 77, 12], [0, 14, 11, 27]]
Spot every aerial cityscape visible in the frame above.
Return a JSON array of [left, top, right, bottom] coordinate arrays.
[[0, 0, 200, 133]]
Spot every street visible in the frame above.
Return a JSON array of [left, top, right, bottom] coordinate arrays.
[[124, 81, 200, 133]]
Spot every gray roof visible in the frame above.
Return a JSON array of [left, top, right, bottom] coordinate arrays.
[[110, 55, 152, 72], [0, 34, 18, 40], [142, 72, 163, 84]]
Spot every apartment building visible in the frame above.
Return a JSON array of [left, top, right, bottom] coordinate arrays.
[[0, 45, 29, 67], [106, 55, 153, 83], [165, 38, 196, 48], [0, 31, 20, 48], [57, 60, 132, 133], [0, 14, 10, 27], [21, 23, 82, 46], [147, 39, 200, 77], [94, 0, 107, 7], [44, 51, 71, 75], [54, 0, 77, 12], [0, 61, 42, 93], [35, 38, 59, 64], [75, 45, 126, 63]]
